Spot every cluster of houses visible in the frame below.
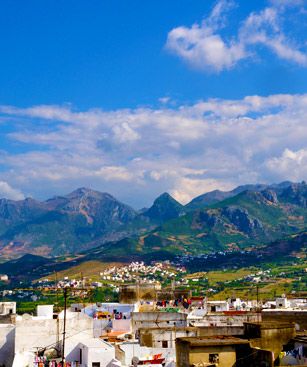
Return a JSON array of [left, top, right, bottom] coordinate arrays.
[[0, 274, 9, 282], [0, 282, 307, 367], [1, 289, 39, 302], [98, 262, 186, 285]]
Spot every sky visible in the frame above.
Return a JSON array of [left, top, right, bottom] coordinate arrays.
[[0, 0, 307, 208]]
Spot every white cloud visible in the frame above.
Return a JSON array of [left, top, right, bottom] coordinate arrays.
[[112, 122, 140, 143], [171, 177, 233, 204], [166, 1, 245, 73], [269, 0, 305, 9], [0, 181, 25, 200], [0, 93, 307, 206], [166, 0, 307, 72], [95, 166, 134, 181], [265, 148, 307, 181]]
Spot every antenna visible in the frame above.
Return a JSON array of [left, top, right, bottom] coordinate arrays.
[[132, 356, 139, 367], [61, 287, 69, 365]]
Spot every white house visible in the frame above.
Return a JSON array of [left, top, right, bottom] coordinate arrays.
[[66, 333, 116, 367], [0, 301, 16, 315], [207, 300, 229, 313]]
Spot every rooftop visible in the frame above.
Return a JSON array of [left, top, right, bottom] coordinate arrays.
[[176, 336, 250, 347], [244, 321, 295, 329]]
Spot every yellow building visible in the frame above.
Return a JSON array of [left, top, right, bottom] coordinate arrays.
[[176, 336, 251, 367]]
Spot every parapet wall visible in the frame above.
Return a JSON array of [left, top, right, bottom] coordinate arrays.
[[262, 310, 307, 330]]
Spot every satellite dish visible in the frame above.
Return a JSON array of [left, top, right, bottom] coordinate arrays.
[[131, 356, 139, 366], [22, 313, 32, 320]]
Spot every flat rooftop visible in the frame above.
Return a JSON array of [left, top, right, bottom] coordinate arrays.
[[244, 321, 294, 329], [139, 325, 244, 332], [176, 336, 250, 347]]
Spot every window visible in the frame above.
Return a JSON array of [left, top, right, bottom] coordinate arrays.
[[162, 340, 168, 348], [92, 363, 100, 367], [209, 354, 219, 363]]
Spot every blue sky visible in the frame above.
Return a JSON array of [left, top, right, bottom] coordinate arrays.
[[0, 0, 306, 207]]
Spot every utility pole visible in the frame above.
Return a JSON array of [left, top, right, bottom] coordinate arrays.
[[55, 271, 59, 312], [61, 287, 68, 366], [256, 285, 260, 323]]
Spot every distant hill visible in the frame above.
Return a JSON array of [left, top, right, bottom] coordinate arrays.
[[181, 231, 307, 272], [0, 254, 52, 277], [0, 230, 305, 284], [154, 182, 307, 253], [91, 182, 307, 258], [0, 188, 140, 257], [0, 181, 305, 259], [185, 182, 294, 210]]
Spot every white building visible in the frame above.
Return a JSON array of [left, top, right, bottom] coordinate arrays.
[[207, 300, 229, 313], [66, 336, 116, 366], [276, 297, 290, 309], [9, 305, 118, 367], [0, 301, 16, 315]]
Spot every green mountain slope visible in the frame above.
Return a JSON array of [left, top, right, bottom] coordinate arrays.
[[151, 185, 307, 254], [0, 182, 305, 259], [0, 188, 141, 257], [93, 183, 306, 258], [142, 192, 185, 223]]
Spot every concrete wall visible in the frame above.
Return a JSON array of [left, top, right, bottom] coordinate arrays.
[[15, 312, 93, 358], [93, 319, 110, 338], [15, 317, 58, 354], [262, 310, 307, 330], [190, 345, 237, 367], [139, 326, 244, 349], [112, 319, 131, 332], [0, 324, 15, 367], [245, 322, 296, 359], [175, 342, 190, 367], [65, 339, 116, 367], [131, 312, 187, 334], [87, 345, 115, 366], [140, 329, 198, 349], [191, 313, 260, 327], [176, 341, 237, 367], [198, 326, 244, 337], [37, 305, 54, 319]]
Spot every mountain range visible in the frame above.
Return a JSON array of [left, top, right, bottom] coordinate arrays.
[[0, 181, 306, 259]]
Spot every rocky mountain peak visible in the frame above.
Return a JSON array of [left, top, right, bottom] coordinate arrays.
[[143, 192, 184, 223], [222, 206, 263, 234]]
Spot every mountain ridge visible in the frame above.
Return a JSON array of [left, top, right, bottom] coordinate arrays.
[[0, 181, 305, 259]]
